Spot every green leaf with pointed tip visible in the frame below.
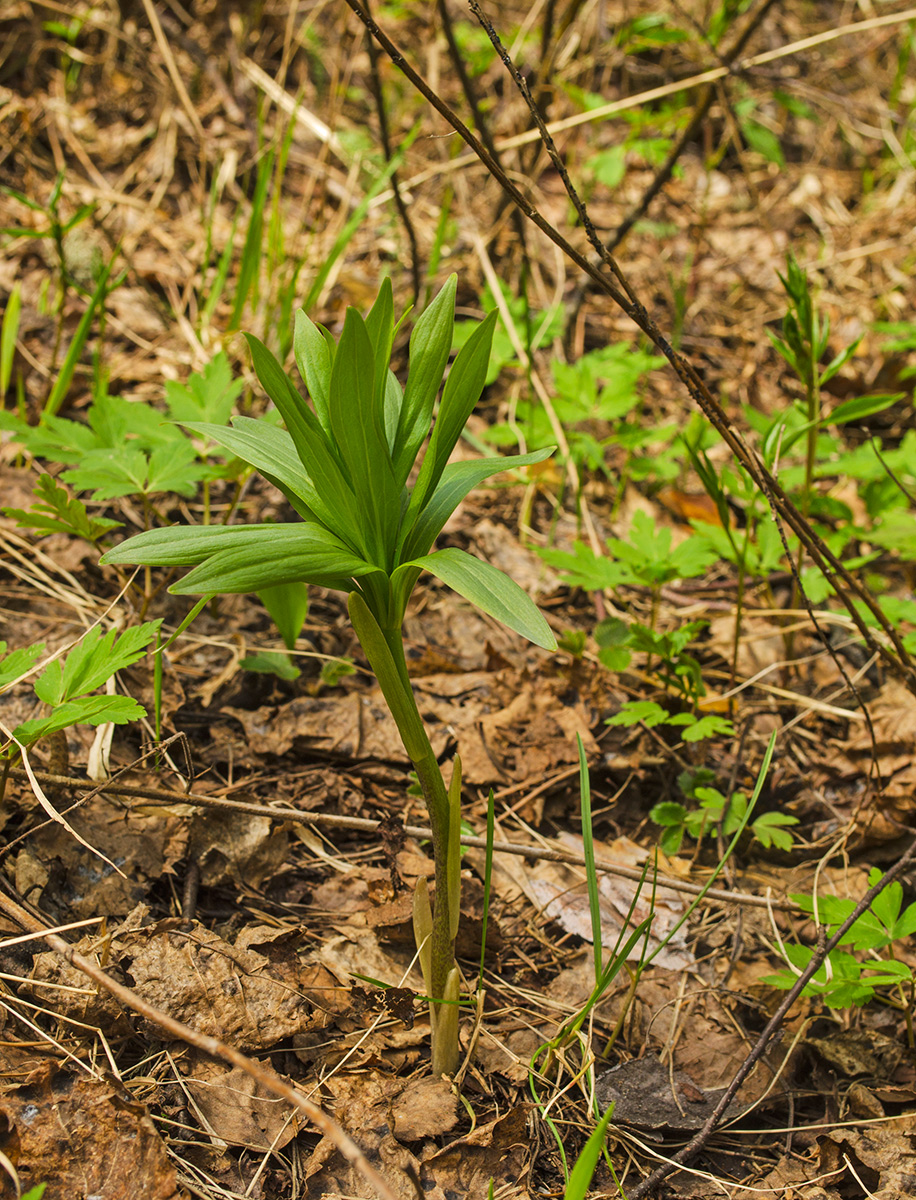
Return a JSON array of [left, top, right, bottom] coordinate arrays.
[[564, 1102, 616, 1200], [258, 580, 308, 650], [364, 277, 398, 418], [294, 309, 333, 434], [101, 522, 310, 567], [407, 310, 497, 519], [397, 547, 556, 650], [182, 418, 323, 518], [34, 621, 160, 706], [169, 525, 379, 594], [402, 447, 555, 560], [329, 309, 398, 558], [244, 333, 366, 553], [14, 695, 147, 746], [392, 275, 457, 486]]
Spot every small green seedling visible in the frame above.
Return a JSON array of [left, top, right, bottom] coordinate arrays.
[[100, 276, 556, 1075], [764, 869, 916, 1009], [0, 623, 159, 796], [608, 699, 734, 745], [651, 785, 798, 855]]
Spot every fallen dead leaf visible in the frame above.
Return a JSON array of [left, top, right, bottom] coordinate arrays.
[[28, 905, 336, 1052], [524, 833, 695, 971], [0, 1060, 187, 1200], [181, 1053, 299, 1151]]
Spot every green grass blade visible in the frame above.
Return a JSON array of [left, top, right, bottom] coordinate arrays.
[[300, 122, 422, 317], [478, 787, 495, 990], [577, 734, 603, 983], [564, 1102, 616, 1200], [229, 147, 275, 331], [44, 251, 118, 417], [1, 280, 22, 394]]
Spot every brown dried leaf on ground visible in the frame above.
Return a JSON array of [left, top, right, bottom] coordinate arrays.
[[187, 806, 288, 888], [221, 686, 446, 762], [0, 1060, 187, 1200], [841, 680, 916, 831], [303, 1071, 459, 1198], [524, 833, 695, 971], [735, 1112, 916, 1200], [304, 1071, 528, 1200], [455, 679, 597, 786], [15, 797, 187, 919], [181, 1053, 299, 1151], [28, 906, 337, 1052], [596, 1054, 748, 1132]]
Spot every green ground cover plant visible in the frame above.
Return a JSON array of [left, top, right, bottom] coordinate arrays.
[[765, 871, 916, 1018]]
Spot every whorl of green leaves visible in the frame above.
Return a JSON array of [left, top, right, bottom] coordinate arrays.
[[102, 276, 556, 650]]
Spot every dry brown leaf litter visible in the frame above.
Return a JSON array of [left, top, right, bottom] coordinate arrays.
[[2, 0, 916, 1196]]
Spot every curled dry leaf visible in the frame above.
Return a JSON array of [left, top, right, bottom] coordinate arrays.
[[525, 833, 695, 971], [28, 905, 341, 1052]]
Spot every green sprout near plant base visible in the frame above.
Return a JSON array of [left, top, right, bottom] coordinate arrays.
[[100, 276, 556, 1075]]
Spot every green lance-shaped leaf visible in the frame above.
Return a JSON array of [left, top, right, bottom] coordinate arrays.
[[401, 448, 555, 561], [564, 1103, 616, 1200], [174, 528, 380, 595], [182, 418, 325, 524], [395, 547, 557, 651], [392, 274, 458, 487], [294, 310, 333, 434], [244, 333, 367, 555], [364, 277, 397, 419], [328, 309, 399, 561], [406, 309, 497, 520], [258, 581, 308, 650], [102, 522, 321, 568]]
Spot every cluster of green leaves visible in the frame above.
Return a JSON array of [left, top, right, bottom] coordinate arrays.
[[651, 769, 798, 854], [764, 870, 916, 1007], [543, 508, 717, 592], [606, 698, 733, 745], [0, 622, 159, 753], [101, 277, 555, 642], [545, 511, 718, 702], [1, 352, 243, 504]]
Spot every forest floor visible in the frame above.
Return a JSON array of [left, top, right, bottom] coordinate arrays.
[[2, 2, 916, 1198]]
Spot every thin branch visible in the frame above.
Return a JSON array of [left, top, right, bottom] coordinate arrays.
[[628, 832, 916, 1196], [342, 0, 914, 694], [7, 767, 804, 913], [363, 0, 422, 302]]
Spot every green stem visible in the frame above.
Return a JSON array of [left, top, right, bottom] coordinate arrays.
[[381, 626, 455, 1000], [348, 592, 460, 1072]]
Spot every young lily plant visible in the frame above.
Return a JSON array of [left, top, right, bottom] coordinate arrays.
[[101, 276, 556, 1075]]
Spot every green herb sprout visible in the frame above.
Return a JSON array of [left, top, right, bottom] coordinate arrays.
[[100, 276, 556, 1074]]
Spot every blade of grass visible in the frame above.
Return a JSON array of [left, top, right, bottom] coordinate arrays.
[[300, 120, 423, 316], [577, 734, 603, 982], [478, 787, 495, 990], [44, 251, 121, 417], [1, 280, 22, 395], [229, 146, 276, 332]]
